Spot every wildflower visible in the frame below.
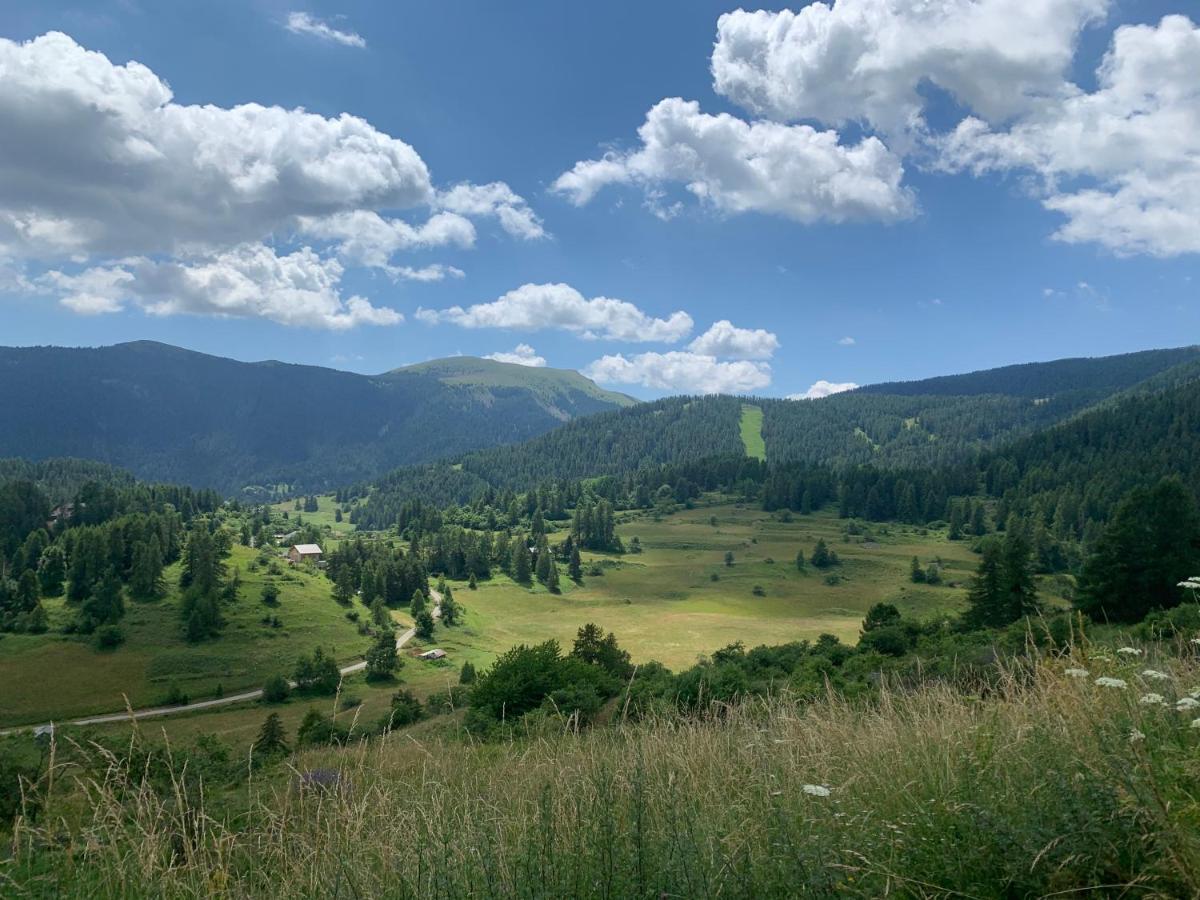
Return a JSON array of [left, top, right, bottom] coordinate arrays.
[[1095, 677, 1127, 688], [1139, 693, 1166, 706], [1117, 647, 1142, 656], [1192, 718, 1200, 729], [1141, 669, 1170, 681], [1129, 729, 1145, 743], [1176, 697, 1200, 711], [1190, 638, 1200, 646], [1064, 668, 1090, 678], [802, 784, 831, 797]]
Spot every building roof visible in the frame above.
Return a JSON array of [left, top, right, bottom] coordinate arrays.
[[420, 649, 446, 659], [291, 543, 323, 555]]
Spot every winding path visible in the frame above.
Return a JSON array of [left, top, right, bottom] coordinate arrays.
[[0, 592, 441, 736]]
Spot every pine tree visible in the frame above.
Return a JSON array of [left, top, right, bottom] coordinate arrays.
[[569, 544, 583, 582], [415, 608, 435, 641], [410, 589, 427, 617], [535, 545, 552, 584], [795, 550, 806, 572], [963, 539, 1005, 628], [468, 572, 478, 590], [910, 555, 926, 583], [371, 596, 391, 629], [440, 587, 460, 626], [129, 535, 165, 601], [37, 545, 66, 597], [999, 526, 1039, 621], [365, 631, 399, 681], [545, 558, 561, 594], [253, 713, 289, 756], [811, 540, 831, 569], [459, 660, 477, 685], [513, 537, 532, 584]]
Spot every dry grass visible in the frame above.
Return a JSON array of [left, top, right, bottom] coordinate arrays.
[[6, 644, 1200, 897]]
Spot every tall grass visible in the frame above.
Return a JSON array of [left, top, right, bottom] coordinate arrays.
[[6, 646, 1200, 897]]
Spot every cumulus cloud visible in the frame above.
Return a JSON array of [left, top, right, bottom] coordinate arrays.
[[0, 31, 544, 325], [37, 244, 402, 330], [437, 182, 546, 240], [285, 12, 366, 48], [687, 320, 779, 360], [554, 98, 913, 223], [585, 352, 771, 395], [484, 343, 547, 367], [416, 282, 693, 343], [790, 380, 860, 400], [938, 14, 1200, 257], [838, 336, 856, 346], [711, 1, 1106, 141]]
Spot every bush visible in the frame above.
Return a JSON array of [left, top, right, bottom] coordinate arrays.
[[161, 682, 189, 706], [94, 624, 125, 650], [262, 674, 291, 704], [752, 585, 766, 597]]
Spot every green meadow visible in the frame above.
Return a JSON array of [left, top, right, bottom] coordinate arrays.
[[60, 501, 1002, 747], [0, 544, 378, 727]]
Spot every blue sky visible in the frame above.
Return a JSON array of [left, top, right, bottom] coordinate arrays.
[[0, 0, 1196, 398]]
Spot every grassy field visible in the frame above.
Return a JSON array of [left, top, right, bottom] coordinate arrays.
[[14, 649, 1199, 897], [269, 494, 355, 537], [67, 502, 997, 747], [0, 544, 378, 727], [739, 403, 766, 460]]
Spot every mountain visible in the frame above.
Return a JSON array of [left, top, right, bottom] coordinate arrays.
[[856, 346, 1200, 398], [353, 346, 1200, 518], [0, 342, 636, 493]]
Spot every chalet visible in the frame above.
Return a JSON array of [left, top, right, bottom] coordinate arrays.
[[47, 502, 76, 529], [288, 543, 323, 565], [419, 649, 447, 661]]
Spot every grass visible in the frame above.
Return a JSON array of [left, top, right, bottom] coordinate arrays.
[[0, 545, 375, 727], [268, 495, 355, 537], [77, 503, 988, 747], [8, 646, 1200, 896], [739, 403, 766, 460]]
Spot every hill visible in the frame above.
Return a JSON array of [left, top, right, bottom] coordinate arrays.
[[354, 346, 1200, 518], [0, 343, 635, 494]]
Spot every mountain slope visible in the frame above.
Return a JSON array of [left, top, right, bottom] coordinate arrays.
[[354, 345, 1200, 517], [394, 357, 637, 411], [0, 343, 635, 493]]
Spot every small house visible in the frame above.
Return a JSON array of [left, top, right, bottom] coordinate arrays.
[[288, 543, 323, 565], [419, 649, 447, 661]]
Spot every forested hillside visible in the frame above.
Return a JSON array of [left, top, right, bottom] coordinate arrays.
[[354, 346, 1200, 519], [0, 343, 634, 494]]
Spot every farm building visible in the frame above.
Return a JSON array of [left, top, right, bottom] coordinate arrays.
[[288, 543, 323, 564], [419, 649, 447, 660]]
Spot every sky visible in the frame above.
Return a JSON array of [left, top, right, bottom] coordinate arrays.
[[0, 0, 1196, 399]]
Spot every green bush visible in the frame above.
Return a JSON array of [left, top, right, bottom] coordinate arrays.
[[262, 674, 291, 704]]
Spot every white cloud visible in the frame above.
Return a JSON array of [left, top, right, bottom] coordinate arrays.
[[585, 351, 771, 394], [711, 1, 1107, 142], [437, 182, 546, 240], [285, 12, 366, 48], [0, 32, 545, 326], [837, 336, 856, 346], [416, 282, 693, 343], [937, 14, 1200, 257], [37, 244, 402, 330], [553, 98, 914, 223], [687, 320, 779, 360], [0, 32, 430, 260], [297, 210, 475, 267], [484, 343, 547, 367], [790, 380, 860, 400]]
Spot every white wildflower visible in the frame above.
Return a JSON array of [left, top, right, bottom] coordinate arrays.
[[1139, 693, 1166, 706], [802, 784, 831, 798], [1064, 668, 1090, 678], [1117, 647, 1142, 656], [1095, 677, 1127, 688], [1141, 669, 1170, 681], [1192, 718, 1200, 729], [1176, 697, 1200, 711], [1129, 729, 1145, 743], [1190, 638, 1200, 646]]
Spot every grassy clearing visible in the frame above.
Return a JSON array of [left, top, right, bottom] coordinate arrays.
[[0, 545, 373, 726], [9, 647, 1200, 897], [268, 494, 354, 537], [56, 503, 991, 745], [739, 403, 766, 460]]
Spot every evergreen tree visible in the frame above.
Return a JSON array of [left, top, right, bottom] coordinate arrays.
[[468, 572, 478, 590], [81, 572, 124, 631], [545, 558, 561, 594], [371, 596, 391, 629], [365, 631, 399, 681], [724, 551, 735, 567], [569, 544, 583, 582], [963, 539, 1005, 628], [795, 550, 806, 572], [1076, 478, 1200, 622], [512, 537, 532, 584], [440, 587, 460, 626], [253, 713, 289, 756], [128, 535, 165, 601], [37, 545, 65, 597], [535, 545, 552, 583], [414, 608, 435, 641], [811, 540, 832, 569], [410, 589, 427, 618], [459, 660, 477, 685], [910, 555, 926, 583], [999, 526, 1039, 621]]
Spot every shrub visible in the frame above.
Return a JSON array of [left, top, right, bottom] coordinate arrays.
[[262, 674, 291, 704], [94, 624, 125, 650], [161, 682, 189, 706]]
